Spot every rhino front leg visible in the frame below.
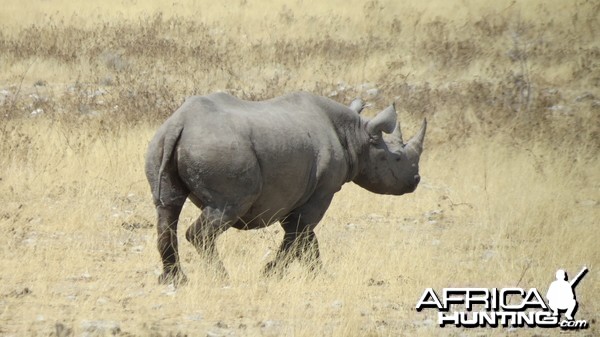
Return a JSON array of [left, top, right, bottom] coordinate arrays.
[[263, 218, 323, 276], [156, 204, 187, 285], [263, 194, 332, 276]]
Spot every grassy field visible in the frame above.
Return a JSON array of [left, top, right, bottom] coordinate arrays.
[[0, 0, 598, 336]]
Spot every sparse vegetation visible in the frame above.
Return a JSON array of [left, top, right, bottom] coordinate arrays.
[[0, 0, 598, 336]]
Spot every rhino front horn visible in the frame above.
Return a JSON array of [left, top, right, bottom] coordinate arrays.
[[407, 118, 427, 154]]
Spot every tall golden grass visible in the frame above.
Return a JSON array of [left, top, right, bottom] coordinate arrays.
[[0, 0, 598, 336]]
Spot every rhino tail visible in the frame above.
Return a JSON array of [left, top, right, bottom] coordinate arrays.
[[157, 123, 184, 206]]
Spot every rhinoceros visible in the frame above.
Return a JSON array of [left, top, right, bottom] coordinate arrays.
[[145, 91, 426, 284]]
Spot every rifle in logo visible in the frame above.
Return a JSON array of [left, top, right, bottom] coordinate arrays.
[[546, 266, 588, 320]]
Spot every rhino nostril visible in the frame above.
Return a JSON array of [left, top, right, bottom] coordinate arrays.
[[414, 175, 420, 184]]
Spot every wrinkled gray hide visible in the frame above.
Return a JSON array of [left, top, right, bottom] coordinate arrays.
[[145, 92, 427, 284]]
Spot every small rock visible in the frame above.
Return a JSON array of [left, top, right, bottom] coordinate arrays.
[[31, 108, 44, 116], [260, 320, 282, 337], [575, 92, 595, 102], [80, 320, 121, 337], [331, 300, 344, 309], [577, 199, 597, 207], [367, 213, 384, 221], [482, 249, 496, 260], [367, 278, 386, 286], [336, 81, 348, 91], [425, 210, 443, 221], [358, 83, 375, 91], [96, 297, 108, 305], [215, 321, 228, 329], [131, 245, 144, 253], [366, 88, 379, 98], [162, 284, 177, 296], [548, 105, 573, 116], [186, 313, 203, 321]]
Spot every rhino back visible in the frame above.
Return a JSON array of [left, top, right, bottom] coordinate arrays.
[[173, 92, 354, 226]]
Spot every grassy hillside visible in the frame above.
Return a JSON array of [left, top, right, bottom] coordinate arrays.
[[0, 0, 598, 336]]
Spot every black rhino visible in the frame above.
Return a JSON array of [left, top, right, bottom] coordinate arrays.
[[145, 92, 426, 284]]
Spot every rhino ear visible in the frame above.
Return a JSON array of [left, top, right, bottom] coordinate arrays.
[[366, 103, 397, 138], [349, 98, 365, 114]]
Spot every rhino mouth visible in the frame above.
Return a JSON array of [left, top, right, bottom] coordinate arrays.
[[388, 168, 419, 193]]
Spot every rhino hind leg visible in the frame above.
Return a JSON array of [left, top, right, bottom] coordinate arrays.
[[156, 203, 188, 286], [185, 205, 241, 280]]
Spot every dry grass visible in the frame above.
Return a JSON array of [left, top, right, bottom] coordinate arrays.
[[0, 0, 599, 336]]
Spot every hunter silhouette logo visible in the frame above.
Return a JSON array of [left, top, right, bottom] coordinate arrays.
[[416, 266, 589, 329], [546, 267, 588, 321]]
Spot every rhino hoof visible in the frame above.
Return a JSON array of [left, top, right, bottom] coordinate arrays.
[[262, 261, 287, 279], [158, 271, 188, 286]]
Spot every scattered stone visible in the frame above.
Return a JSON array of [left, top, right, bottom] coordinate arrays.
[[575, 92, 595, 102], [367, 278, 386, 286], [215, 321, 228, 329], [0, 91, 8, 105], [367, 213, 384, 222], [336, 81, 348, 91], [186, 313, 203, 321], [422, 318, 434, 327], [31, 108, 44, 116], [357, 83, 375, 91], [131, 245, 144, 253], [80, 320, 121, 337], [577, 199, 597, 207], [482, 249, 496, 260], [162, 283, 177, 296], [547, 104, 573, 116], [331, 300, 344, 309], [96, 297, 108, 305], [8, 287, 32, 298], [121, 221, 153, 231], [259, 320, 282, 337], [425, 210, 444, 224], [366, 88, 379, 98], [54, 322, 73, 337]]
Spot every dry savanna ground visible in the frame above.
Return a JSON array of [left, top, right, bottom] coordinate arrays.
[[0, 0, 598, 336]]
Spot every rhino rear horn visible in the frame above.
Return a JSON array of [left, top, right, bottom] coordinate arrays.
[[406, 118, 427, 154], [366, 103, 397, 138], [392, 121, 404, 144]]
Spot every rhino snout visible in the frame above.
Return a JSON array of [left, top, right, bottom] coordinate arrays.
[[406, 174, 420, 192]]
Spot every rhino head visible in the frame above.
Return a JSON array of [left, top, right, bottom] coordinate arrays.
[[353, 104, 427, 195]]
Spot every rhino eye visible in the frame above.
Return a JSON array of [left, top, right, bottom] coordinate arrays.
[[396, 157, 402, 162]]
